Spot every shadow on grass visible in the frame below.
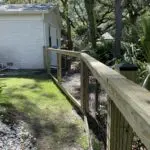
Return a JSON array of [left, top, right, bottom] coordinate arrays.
[[0, 100, 81, 149], [0, 74, 82, 149]]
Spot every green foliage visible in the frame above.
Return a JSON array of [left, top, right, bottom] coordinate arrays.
[[140, 13, 150, 62], [75, 25, 87, 36]]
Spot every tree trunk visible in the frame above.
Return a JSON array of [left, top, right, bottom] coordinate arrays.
[[66, 3, 73, 50], [114, 0, 122, 58], [61, 0, 73, 50], [84, 0, 97, 49]]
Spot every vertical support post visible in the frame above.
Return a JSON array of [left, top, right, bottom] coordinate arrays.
[[95, 80, 100, 114], [107, 63, 138, 150], [57, 53, 62, 82], [81, 60, 89, 114], [107, 98, 117, 150], [43, 46, 47, 69], [43, 47, 50, 74], [116, 63, 138, 150], [47, 49, 51, 74]]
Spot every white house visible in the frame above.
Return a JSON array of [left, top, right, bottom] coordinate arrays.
[[0, 4, 61, 69]]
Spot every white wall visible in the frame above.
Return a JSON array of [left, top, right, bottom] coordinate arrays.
[[44, 11, 61, 47], [44, 11, 61, 68], [0, 15, 45, 69]]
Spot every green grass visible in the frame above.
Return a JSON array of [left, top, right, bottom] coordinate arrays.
[[0, 73, 88, 150]]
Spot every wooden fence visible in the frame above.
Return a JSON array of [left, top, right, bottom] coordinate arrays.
[[43, 47, 150, 150]]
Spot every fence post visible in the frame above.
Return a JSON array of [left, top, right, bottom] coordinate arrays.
[[57, 53, 62, 82], [107, 63, 138, 150], [43, 47, 50, 74], [116, 63, 138, 150], [81, 60, 89, 114], [43, 46, 47, 69], [95, 80, 100, 114]]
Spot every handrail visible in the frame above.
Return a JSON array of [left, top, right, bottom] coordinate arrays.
[[81, 53, 150, 149], [47, 48, 81, 57], [44, 47, 150, 149]]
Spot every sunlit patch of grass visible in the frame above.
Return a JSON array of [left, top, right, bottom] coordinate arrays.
[[0, 73, 88, 149]]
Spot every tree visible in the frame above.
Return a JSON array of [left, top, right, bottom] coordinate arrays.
[[114, 0, 122, 58], [84, 0, 97, 49], [60, 0, 73, 50]]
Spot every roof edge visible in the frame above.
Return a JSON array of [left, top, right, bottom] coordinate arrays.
[[0, 10, 49, 15]]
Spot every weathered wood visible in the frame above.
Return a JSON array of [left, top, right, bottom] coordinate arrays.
[[80, 53, 150, 149], [46, 49, 51, 74], [46, 48, 150, 149], [48, 48, 81, 57], [107, 98, 117, 150], [44, 47, 51, 73], [57, 53, 62, 82], [49, 73, 82, 112], [95, 80, 100, 113], [81, 60, 89, 114], [84, 115, 93, 150], [117, 67, 136, 150]]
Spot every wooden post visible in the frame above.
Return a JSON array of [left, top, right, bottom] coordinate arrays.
[[43, 46, 50, 73], [57, 53, 62, 82], [43, 46, 47, 69], [81, 60, 89, 114], [95, 80, 100, 114], [47, 49, 51, 74], [117, 63, 138, 150], [107, 63, 138, 150]]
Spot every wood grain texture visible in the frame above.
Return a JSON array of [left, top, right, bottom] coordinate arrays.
[[81, 60, 89, 114], [46, 48, 150, 149], [116, 68, 135, 150], [81, 53, 150, 149]]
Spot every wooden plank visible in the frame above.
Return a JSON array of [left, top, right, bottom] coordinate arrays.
[[116, 108, 121, 150], [47, 48, 81, 57], [81, 60, 89, 114], [84, 115, 93, 150], [80, 53, 150, 149], [107, 98, 116, 150], [49, 73, 82, 113], [57, 53, 62, 82], [115, 67, 135, 150], [46, 48, 51, 74], [95, 80, 100, 113]]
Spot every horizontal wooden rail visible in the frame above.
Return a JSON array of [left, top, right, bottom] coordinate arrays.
[[47, 48, 81, 57], [49, 72, 82, 111], [80, 53, 150, 149], [44, 47, 150, 149]]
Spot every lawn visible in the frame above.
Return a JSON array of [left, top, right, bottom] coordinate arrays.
[[0, 73, 88, 150]]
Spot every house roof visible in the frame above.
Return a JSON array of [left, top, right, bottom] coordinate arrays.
[[102, 32, 114, 40], [0, 4, 57, 14]]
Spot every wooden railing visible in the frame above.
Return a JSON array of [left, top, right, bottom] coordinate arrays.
[[43, 47, 150, 150]]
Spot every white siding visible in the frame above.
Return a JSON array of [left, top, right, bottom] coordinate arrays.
[[44, 11, 61, 68], [44, 11, 61, 47], [0, 15, 44, 69]]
